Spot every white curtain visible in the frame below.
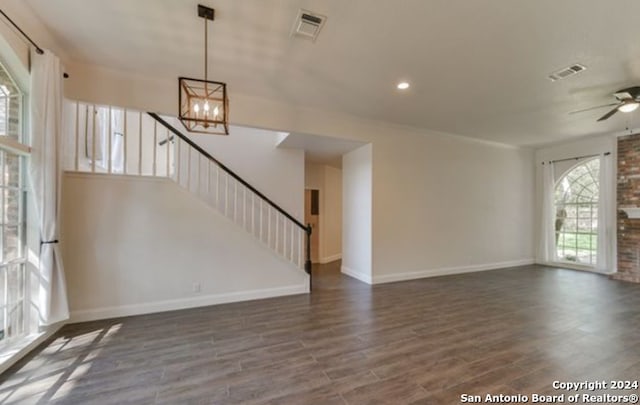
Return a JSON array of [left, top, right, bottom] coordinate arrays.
[[538, 162, 556, 263], [29, 49, 69, 326], [596, 153, 615, 273]]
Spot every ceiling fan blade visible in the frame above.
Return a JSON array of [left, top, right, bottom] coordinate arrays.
[[569, 103, 619, 115], [616, 92, 633, 100], [597, 107, 620, 122]]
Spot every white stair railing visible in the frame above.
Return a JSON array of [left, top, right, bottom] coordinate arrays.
[[63, 101, 311, 272], [63, 101, 174, 177]]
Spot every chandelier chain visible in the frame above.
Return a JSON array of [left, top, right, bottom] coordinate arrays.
[[204, 16, 208, 83]]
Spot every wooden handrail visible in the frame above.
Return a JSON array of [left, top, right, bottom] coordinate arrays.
[[148, 113, 309, 232], [149, 112, 313, 281]]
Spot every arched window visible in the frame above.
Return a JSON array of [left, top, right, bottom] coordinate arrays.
[[554, 158, 599, 265]]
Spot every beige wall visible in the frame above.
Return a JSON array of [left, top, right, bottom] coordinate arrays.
[[372, 129, 535, 283], [305, 163, 342, 263], [323, 165, 343, 261], [179, 119, 305, 221], [61, 173, 308, 321], [342, 145, 372, 282]]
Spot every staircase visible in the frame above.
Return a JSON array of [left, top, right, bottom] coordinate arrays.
[[63, 101, 311, 281]]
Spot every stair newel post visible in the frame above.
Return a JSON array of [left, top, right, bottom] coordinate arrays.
[[305, 224, 313, 289]]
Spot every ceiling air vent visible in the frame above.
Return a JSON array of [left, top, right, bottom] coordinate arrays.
[[292, 9, 326, 41], [548, 64, 587, 82]]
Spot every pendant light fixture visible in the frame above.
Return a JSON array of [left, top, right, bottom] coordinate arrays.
[[179, 4, 229, 135]]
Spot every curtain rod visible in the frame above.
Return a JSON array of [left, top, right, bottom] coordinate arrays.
[[542, 152, 610, 165], [0, 9, 69, 78], [0, 9, 42, 54]]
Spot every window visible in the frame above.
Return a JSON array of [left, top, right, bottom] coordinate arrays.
[[0, 61, 26, 345], [0, 66, 21, 141], [554, 158, 599, 266]]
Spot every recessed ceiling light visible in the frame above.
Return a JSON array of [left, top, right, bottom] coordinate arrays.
[[397, 82, 410, 90]]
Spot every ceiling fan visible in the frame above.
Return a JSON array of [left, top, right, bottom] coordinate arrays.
[[570, 86, 640, 122]]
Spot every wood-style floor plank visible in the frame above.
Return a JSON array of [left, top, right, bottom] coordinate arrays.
[[1, 263, 639, 404]]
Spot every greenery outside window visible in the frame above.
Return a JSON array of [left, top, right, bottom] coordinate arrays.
[[554, 158, 599, 266]]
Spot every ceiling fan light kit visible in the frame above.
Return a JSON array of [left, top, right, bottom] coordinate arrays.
[[618, 101, 639, 113], [570, 86, 640, 122]]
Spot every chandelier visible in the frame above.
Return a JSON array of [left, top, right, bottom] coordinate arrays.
[[179, 5, 229, 135]]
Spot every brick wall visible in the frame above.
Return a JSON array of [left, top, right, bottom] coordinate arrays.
[[615, 134, 640, 283]]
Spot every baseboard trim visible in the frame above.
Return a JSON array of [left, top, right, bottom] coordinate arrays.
[[535, 261, 615, 275], [70, 284, 309, 323], [341, 265, 372, 284], [373, 259, 535, 284], [611, 273, 640, 283], [319, 254, 342, 264]]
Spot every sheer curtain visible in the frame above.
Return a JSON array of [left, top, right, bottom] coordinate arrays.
[[538, 162, 556, 264], [28, 49, 69, 326], [596, 153, 615, 273]]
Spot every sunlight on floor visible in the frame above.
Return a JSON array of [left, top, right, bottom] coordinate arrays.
[[0, 323, 121, 404]]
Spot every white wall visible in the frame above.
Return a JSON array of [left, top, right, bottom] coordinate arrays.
[[174, 119, 305, 221], [305, 163, 323, 190], [371, 131, 535, 283], [60, 173, 308, 322], [341, 145, 373, 283], [305, 162, 342, 263], [535, 135, 616, 166], [0, 1, 72, 86]]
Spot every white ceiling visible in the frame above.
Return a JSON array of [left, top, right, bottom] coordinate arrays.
[[24, 0, 640, 146], [162, 113, 359, 167], [277, 132, 366, 168]]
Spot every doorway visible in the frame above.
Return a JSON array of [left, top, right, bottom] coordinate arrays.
[[304, 189, 320, 263]]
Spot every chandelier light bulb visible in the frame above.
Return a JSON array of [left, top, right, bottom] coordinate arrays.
[[204, 100, 210, 111], [213, 106, 219, 118], [193, 103, 200, 114]]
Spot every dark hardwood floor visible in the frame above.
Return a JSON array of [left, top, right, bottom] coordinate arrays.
[[1, 263, 639, 404]]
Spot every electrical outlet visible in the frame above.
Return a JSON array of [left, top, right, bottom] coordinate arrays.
[[192, 282, 202, 293]]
